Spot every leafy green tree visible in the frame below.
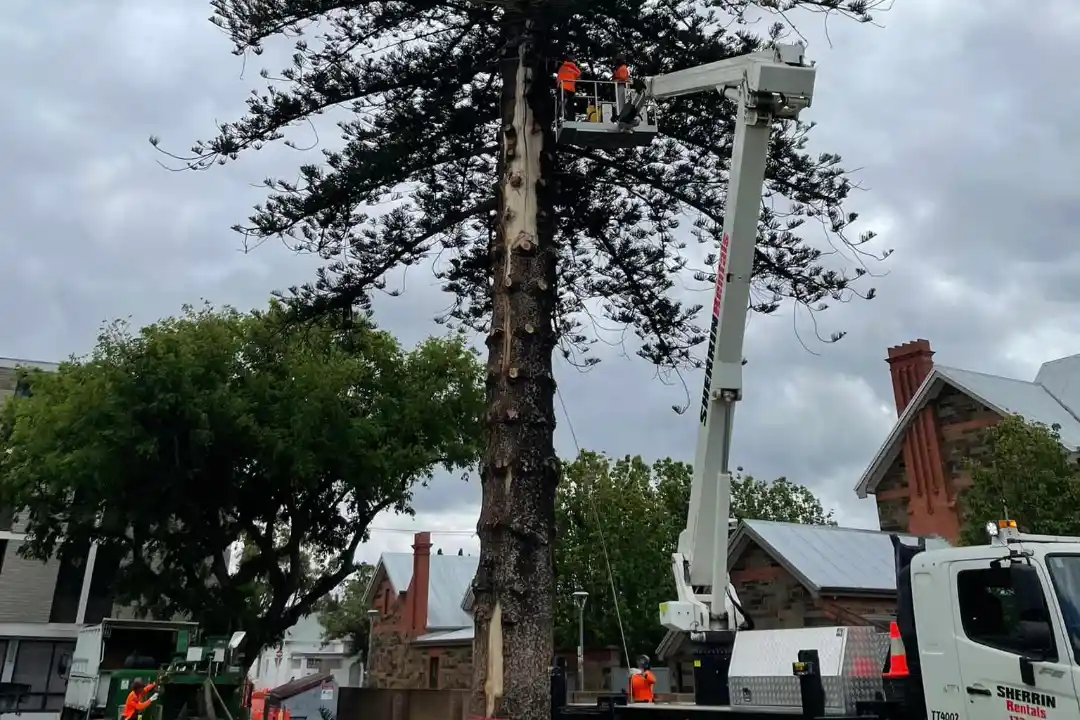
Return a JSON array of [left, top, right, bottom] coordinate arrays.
[[554, 452, 834, 662], [162, 0, 887, 712], [0, 303, 483, 656], [555, 453, 675, 663], [960, 415, 1080, 545], [731, 472, 836, 525], [316, 562, 378, 657]]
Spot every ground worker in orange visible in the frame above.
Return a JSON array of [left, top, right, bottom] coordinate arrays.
[[122, 678, 159, 720], [628, 654, 656, 703], [557, 55, 581, 119], [612, 54, 630, 112]]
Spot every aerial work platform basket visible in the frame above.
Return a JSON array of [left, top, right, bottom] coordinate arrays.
[[554, 79, 658, 149]]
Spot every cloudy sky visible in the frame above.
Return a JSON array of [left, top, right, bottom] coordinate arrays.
[[3, 0, 1078, 562]]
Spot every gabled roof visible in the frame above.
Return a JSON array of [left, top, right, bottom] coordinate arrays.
[[361, 552, 414, 607], [854, 365, 1080, 498], [363, 551, 478, 631], [382, 553, 414, 592], [729, 519, 950, 595]]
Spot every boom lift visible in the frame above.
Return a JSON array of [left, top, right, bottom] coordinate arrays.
[[556, 46, 1080, 720], [558, 43, 818, 634]]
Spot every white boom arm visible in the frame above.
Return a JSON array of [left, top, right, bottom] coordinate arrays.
[[641, 44, 817, 635]]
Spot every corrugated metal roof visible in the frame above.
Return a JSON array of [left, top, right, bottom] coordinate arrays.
[[414, 627, 474, 645], [426, 555, 478, 628], [380, 553, 414, 593], [938, 366, 1080, 448], [371, 552, 477, 630], [736, 519, 950, 593]]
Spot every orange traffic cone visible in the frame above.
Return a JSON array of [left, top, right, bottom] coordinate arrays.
[[882, 620, 909, 678]]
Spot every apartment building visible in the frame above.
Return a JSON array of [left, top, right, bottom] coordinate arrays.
[[0, 357, 118, 717]]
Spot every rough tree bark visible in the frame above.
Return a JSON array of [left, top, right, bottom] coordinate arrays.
[[470, 13, 559, 720]]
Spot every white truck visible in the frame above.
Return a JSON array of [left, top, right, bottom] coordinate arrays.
[[893, 521, 1080, 720], [554, 43, 1080, 720], [63, 618, 199, 720]]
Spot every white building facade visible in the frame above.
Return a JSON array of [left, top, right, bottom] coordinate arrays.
[[248, 614, 362, 691]]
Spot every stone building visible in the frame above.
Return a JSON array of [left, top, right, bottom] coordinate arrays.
[[855, 338, 1080, 543], [365, 533, 624, 692], [365, 532, 476, 690], [726, 520, 949, 630]]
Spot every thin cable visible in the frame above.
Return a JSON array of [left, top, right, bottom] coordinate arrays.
[[556, 383, 631, 670]]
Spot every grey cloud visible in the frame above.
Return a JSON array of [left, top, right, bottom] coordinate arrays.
[[5, 0, 1080, 536]]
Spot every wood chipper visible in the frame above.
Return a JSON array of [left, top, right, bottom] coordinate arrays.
[[63, 621, 249, 720]]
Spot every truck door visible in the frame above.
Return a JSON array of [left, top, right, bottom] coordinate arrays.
[[950, 557, 1079, 720]]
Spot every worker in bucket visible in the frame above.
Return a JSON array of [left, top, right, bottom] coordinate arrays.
[[122, 678, 160, 720], [628, 654, 656, 703], [612, 54, 630, 112], [556, 54, 581, 120]]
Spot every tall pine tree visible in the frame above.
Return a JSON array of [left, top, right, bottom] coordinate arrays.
[[160, 0, 888, 715]]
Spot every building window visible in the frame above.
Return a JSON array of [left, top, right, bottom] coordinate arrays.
[[427, 655, 439, 690], [306, 657, 321, 670], [0, 507, 14, 532], [321, 658, 342, 670], [290, 657, 302, 670], [956, 567, 1057, 660], [383, 588, 391, 614], [11, 640, 75, 711]]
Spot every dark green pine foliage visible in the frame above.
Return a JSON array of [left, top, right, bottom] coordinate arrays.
[[159, 0, 888, 716]]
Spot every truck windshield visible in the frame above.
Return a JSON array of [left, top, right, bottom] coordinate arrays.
[[1045, 555, 1080, 660]]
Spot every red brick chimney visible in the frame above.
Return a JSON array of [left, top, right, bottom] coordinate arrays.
[[883, 339, 959, 542], [410, 532, 432, 635], [886, 339, 935, 414]]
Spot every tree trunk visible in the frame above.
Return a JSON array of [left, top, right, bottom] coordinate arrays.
[[471, 14, 558, 720]]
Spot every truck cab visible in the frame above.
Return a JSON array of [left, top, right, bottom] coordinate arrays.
[[907, 522, 1080, 720]]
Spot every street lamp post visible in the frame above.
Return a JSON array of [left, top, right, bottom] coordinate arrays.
[[572, 590, 589, 694], [365, 609, 380, 687]]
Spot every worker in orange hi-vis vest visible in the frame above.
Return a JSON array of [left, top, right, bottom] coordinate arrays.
[[628, 654, 656, 703], [557, 55, 582, 120], [612, 54, 630, 112], [122, 679, 159, 720]]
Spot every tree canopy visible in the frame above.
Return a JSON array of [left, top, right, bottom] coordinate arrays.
[[164, 0, 887, 713], [960, 415, 1080, 545], [162, 3, 886, 367], [731, 472, 836, 526], [553, 452, 834, 660], [0, 302, 484, 655]]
